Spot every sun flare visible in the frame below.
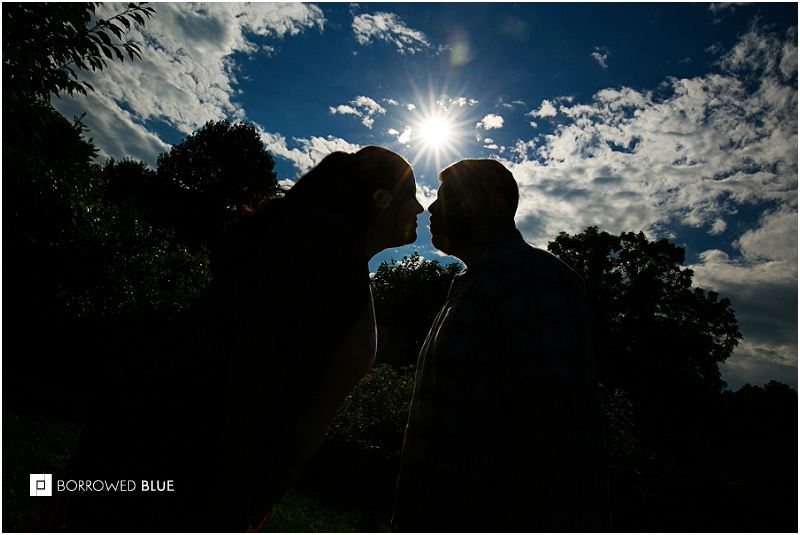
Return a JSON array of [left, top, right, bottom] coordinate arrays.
[[400, 85, 478, 175], [419, 118, 451, 147]]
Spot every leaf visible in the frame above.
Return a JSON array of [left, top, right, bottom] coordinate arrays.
[[96, 29, 112, 46], [106, 23, 124, 40]]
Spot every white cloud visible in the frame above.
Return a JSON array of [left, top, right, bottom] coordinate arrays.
[[501, 99, 526, 110], [719, 339, 797, 390], [477, 114, 504, 129], [388, 126, 413, 144], [716, 21, 796, 80], [53, 2, 326, 166], [708, 3, 740, 14], [689, 211, 798, 390], [528, 99, 558, 118], [330, 105, 360, 116], [260, 131, 360, 176], [417, 184, 438, 209], [591, 46, 609, 68], [352, 12, 431, 54], [506, 25, 796, 248], [710, 218, 727, 235], [736, 206, 798, 265], [500, 22, 797, 389], [398, 126, 413, 144], [450, 97, 477, 107], [354, 95, 386, 115], [330, 95, 386, 128], [54, 92, 170, 167]]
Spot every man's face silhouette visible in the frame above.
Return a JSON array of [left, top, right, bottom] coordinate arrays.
[[428, 178, 476, 257]]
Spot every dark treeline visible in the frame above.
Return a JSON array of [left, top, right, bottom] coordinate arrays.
[[4, 3, 797, 533]]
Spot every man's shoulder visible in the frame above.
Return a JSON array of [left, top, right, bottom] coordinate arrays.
[[483, 231, 583, 286]]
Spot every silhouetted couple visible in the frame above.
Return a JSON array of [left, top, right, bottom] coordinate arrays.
[[25, 147, 610, 532]]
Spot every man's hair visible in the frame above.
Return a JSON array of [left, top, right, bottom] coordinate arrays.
[[439, 159, 519, 221]]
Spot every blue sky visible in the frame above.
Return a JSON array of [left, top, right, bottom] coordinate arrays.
[[54, 2, 797, 391]]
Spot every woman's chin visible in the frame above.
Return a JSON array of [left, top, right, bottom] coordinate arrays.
[[400, 225, 418, 244]]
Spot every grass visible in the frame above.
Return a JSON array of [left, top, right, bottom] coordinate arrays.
[[263, 488, 390, 533], [2, 408, 389, 533]]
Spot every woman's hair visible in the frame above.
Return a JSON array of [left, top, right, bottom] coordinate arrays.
[[211, 146, 412, 279], [281, 146, 413, 229]]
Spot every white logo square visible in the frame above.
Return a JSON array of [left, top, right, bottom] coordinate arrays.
[[30, 474, 52, 496]]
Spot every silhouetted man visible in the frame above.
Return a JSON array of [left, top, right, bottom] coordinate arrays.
[[392, 159, 611, 532]]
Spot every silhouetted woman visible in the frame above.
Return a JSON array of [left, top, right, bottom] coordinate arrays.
[[26, 146, 423, 532]]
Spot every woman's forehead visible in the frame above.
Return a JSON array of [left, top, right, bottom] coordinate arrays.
[[394, 169, 416, 189]]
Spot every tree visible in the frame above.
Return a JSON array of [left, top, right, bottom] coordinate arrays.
[[154, 120, 278, 250], [548, 227, 764, 531], [548, 227, 742, 441], [371, 253, 462, 368], [549, 227, 741, 388], [2, 2, 155, 106], [4, 108, 211, 418]]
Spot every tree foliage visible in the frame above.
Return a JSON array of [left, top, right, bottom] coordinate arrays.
[[299, 364, 418, 514], [154, 120, 278, 250], [544, 227, 797, 532], [4, 102, 211, 417], [2, 1, 217, 418], [2, 2, 155, 105], [371, 253, 462, 368], [328, 364, 417, 460], [548, 226, 742, 402]]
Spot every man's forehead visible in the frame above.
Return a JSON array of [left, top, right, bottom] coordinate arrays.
[[437, 177, 455, 194], [438, 177, 470, 200]]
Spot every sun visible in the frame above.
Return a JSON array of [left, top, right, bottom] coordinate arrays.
[[419, 118, 451, 147], [402, 102, 473, 175]]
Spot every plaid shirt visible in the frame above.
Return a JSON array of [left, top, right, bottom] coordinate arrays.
[[393, 229, 611, 532]]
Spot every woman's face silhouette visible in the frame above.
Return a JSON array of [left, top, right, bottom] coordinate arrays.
[[369, 170, 424, 251]]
